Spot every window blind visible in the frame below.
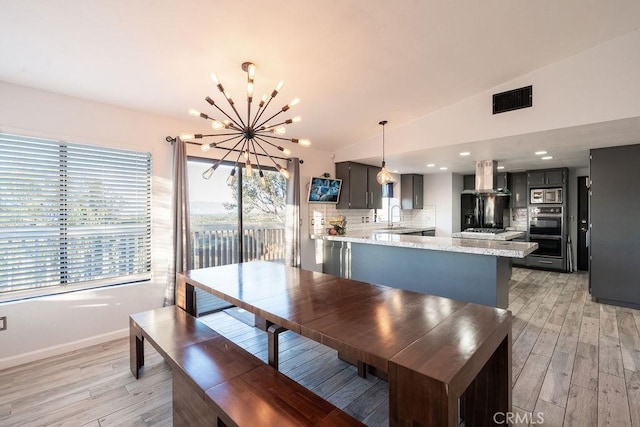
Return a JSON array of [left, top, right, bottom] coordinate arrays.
[[0, 133, 152, 297]]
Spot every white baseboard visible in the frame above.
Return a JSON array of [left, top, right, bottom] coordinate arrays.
[[0, 328, 129, 371]]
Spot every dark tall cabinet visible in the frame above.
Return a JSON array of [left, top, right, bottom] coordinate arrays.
[[590, 144, 640, 308], [335, 161, 382, 209], [401, 174, 424, 209]]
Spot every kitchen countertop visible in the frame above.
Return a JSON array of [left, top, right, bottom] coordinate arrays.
[[312, 230, 537, 258], [451, 230, 525, 241]]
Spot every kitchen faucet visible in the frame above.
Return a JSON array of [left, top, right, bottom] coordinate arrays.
[[389, 205, 401, 228]]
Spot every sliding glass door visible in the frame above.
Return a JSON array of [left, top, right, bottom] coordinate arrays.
[[187, 158, 286, 268]]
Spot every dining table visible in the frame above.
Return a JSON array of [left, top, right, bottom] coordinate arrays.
[[176, 260, 512, 426]]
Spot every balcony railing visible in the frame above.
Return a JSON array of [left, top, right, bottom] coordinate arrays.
[[190, 227, 285, 269]]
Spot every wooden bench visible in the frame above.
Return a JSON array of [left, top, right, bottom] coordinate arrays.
[[130, 306, 364, 426]]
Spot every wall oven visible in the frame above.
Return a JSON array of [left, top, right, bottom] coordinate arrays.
[[529, 236, 563, 258], [529, 206, 562, 236], [529, 206, 563, 258]]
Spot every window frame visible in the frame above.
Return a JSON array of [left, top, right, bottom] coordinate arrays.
[[0, 133, 152, 302]]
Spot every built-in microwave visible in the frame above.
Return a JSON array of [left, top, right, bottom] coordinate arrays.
[[530, 188, 562, 204]]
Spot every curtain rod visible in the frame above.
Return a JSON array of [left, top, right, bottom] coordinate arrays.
[[165, 136, 302, 163]]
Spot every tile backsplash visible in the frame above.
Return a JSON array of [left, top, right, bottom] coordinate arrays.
[[509, 208, 528, 231], [309, 203, 436, 236]]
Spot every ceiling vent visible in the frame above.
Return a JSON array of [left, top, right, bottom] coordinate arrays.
[[492, 85, 532, 114]]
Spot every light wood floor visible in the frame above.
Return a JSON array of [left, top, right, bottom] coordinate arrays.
[[0, 268, 638, 426]]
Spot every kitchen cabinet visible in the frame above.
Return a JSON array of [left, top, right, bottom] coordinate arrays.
[[497, 172, 510, 191], [463, 174, 475, 191], [527, 168, 566, 187], [401, 174, 424, 209], [509, 172, 527, 208], [335, 161, 382, 209], [590, 144, 640, 307]]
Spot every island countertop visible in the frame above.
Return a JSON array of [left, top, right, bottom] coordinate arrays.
[[312, 231, 537, 258], [450, 230, 525, 241]]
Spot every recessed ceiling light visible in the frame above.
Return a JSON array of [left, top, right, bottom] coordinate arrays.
[[439, 167, 448, 171], [459, 151, 471, 156], [535, 151, 547, 155], [497, 166, 505, 170], [541, 156, 553, 160], [426, 163, 435, 167]]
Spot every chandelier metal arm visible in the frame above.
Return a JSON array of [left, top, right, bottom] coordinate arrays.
[[206, 96, 245, 130], [254, 108, 289, 131], [216, 137, 246, 165], [254, 135, 288, 153], [254, 136, 286, 169], [255, 134, 296, 143]]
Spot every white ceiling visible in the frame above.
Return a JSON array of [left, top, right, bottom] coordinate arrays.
[[1, 1, 640, 174]]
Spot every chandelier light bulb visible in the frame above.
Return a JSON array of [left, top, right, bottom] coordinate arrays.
[[292, 116, 302, 123], [243, 149, 249, 160], [247, 63, 256, 80], [245, 159, 253, 177], [279, 166, 291, 179], [274, 126, 286, 135], [226, 169, 236, 186], [211, 120, 225, 130], [247, 82, 254, 98], [276, 81, 284, 92], [210, 73, 219, 85], [202, 167, 214, 180], [188, 109, 200, 117], [281, 147, 292, 156], [180, 133, 195, 140], [259, 170, 266, 186], [200, 143, 211, 152], [298, 139, 311, 147]]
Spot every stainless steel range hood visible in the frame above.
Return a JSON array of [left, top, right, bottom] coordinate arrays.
[[462, 160, 511, 196]]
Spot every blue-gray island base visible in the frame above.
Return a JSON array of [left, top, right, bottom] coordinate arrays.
[[322, 236, 535, 309]]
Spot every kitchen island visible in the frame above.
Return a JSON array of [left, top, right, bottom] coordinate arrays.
[[315, 231, 537, 309]]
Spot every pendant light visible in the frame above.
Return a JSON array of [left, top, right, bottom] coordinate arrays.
[[376, 120, 392, 185]]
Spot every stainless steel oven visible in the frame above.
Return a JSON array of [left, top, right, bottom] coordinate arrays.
[[529, 236, 563, 258], [529, 206, 562, 236]]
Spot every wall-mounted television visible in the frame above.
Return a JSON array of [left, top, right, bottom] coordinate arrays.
[[307, 177, 342, 203]]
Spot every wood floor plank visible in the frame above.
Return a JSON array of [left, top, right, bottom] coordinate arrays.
[[513, 352, 551, 411], [626, 369, 640, 427], [617, 310, 640, 372], [564, 384, 597, 426], [599, 335, 625, 378], [600, 306, 620, 338], [571, 342, 598, 391], [578, 315, 599, 347], [533, 399, 565, 427], [598, 372, 632, 426]]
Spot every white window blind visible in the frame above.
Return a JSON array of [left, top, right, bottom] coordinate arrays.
[[0, 133, 151, 298]]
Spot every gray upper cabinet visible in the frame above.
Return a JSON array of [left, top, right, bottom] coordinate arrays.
[[497, 172, 510, 191], [335, 161, 382, 209], [509, 172, 527, 208], [401, 174, 424, 209], [527, 168, 566, 187], [463, 174, 475, 191]]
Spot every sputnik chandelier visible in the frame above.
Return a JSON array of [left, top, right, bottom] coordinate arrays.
[[181, 61, 311, 185]]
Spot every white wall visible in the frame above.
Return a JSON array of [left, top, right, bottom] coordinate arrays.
[[335, 29, 640, 162], [0, 81, 334, 368], [424, 173, 457, 236]]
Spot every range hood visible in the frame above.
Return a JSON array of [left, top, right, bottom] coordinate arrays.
[[462, 160, 511, 196]]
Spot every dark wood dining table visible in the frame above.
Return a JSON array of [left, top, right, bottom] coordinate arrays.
[[176, 260, 512, 426]]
